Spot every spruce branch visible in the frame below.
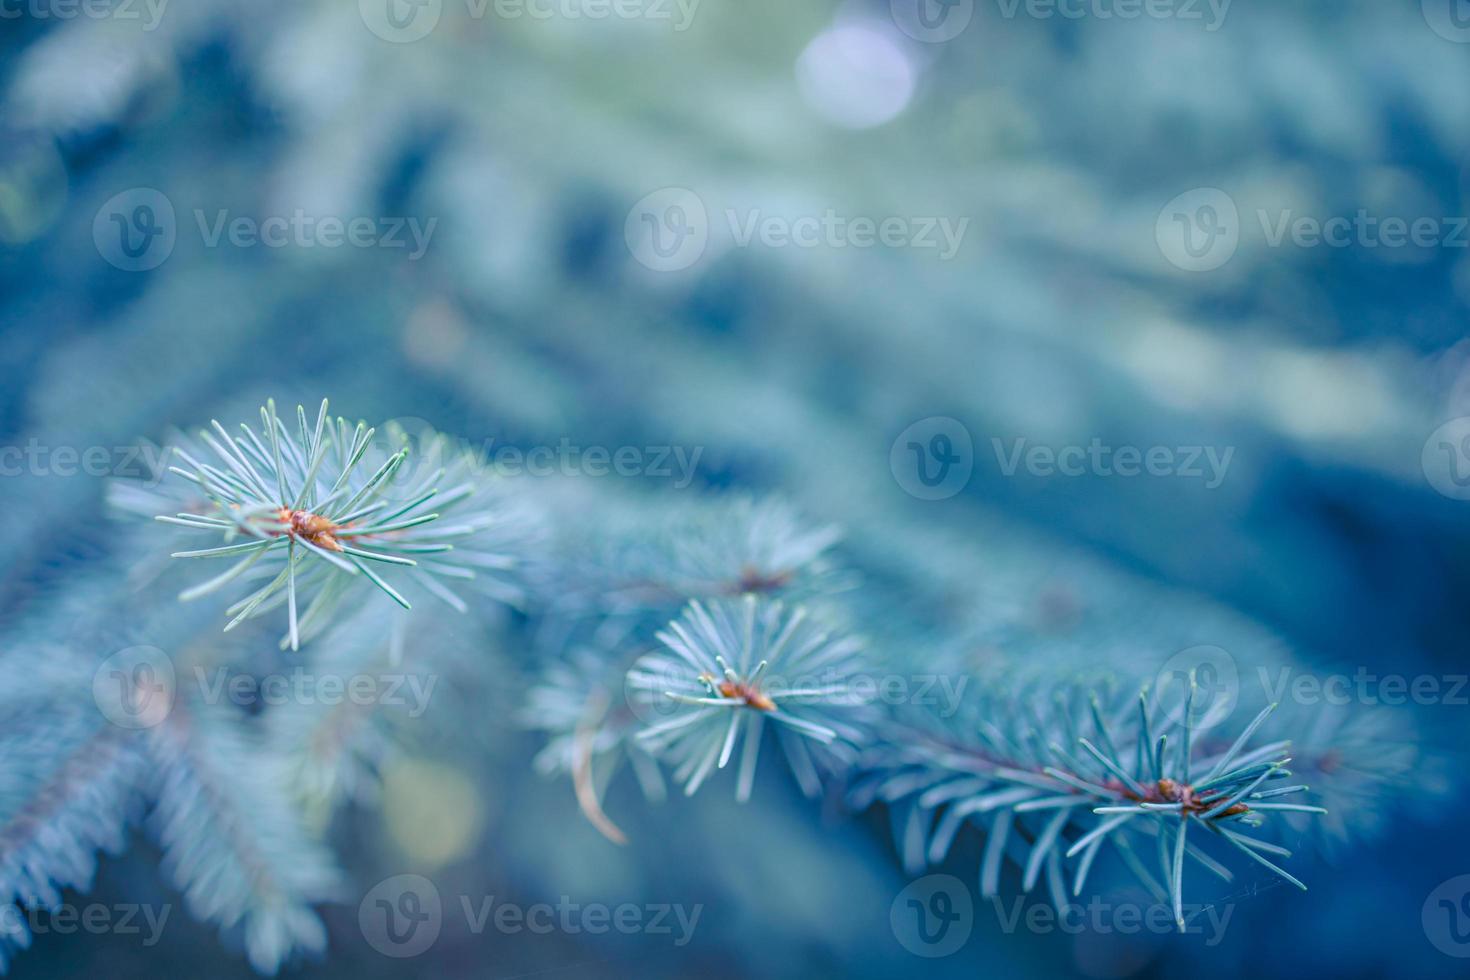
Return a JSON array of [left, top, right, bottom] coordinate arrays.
[[543, 493, 854, 617], [145, 701, 341, 974], [628, 596, 875, 800], [857, 672, 1326, 928], [650, 497, 852, 602], [122, 399, 533, 650], [0, 715, 146, 971], [523, 496, 860, 824]]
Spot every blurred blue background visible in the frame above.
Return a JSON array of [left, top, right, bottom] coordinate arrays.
[[2, 1, 1469, 977]]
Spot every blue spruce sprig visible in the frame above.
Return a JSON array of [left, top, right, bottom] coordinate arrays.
[[133, 399, 526, 649], [854, 672, 1326, 932], [628, 596, 874, 800]]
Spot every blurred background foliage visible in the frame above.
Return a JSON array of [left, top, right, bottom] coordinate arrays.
[[1, 1, 1469, 978]]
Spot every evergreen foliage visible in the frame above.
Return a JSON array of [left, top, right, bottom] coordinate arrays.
[[0, 399, 1424, 972]]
